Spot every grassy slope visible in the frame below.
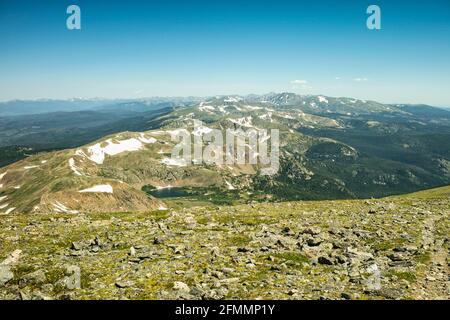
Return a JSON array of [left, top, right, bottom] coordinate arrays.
[[392, 185, 450, 199]]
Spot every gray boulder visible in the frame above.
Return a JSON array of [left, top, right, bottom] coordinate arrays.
[[0, 265, 14, 286]]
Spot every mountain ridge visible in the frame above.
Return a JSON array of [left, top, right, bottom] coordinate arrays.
[[1, 93, 450, 214]]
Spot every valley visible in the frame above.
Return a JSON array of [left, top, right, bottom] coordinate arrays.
[[1, 93, 450, 214]]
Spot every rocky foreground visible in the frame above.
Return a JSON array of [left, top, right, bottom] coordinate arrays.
[[0, 197, 448, 300]]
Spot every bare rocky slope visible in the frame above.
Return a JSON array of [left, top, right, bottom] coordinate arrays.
[[0, 188, 448, 300]]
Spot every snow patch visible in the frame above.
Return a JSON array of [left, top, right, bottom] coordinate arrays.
[[225, 180, 236, 190], [318, 96, 329, 103], [193, 125, 213, 136], [245, 105, 263, 111], [156, 185, 173, 190], [259, 112, 273, 122], [4, 207, 15, 214], [138, 133, 157, 144], [158, 204, 168, 210], [24, 165, 39, 170], [69, 158, 83, 176], [53, 201, 78, 214], [88, 138, 143, 164], [218, 106, 229, 114], [162, 157, 188, 167], [79, 184, 113, 194], [199, 105, 215, 113], [228, 116, 254, 128], [281, 114, 295, 120], [83, 136, 154, 165], [224, 97, 241, 103], [230, 105, 243, 112], [148, 131, 166, 136]]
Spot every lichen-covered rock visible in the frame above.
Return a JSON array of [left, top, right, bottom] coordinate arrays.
[[0, 265, 14, 286]]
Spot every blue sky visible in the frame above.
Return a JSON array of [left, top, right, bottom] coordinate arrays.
[[0, 0, 449, 105]]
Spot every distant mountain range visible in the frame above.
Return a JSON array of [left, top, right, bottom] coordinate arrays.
[[0, 97, 203, 116], [1, 93, 450, 214]]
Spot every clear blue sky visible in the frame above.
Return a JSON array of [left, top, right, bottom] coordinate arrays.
[[1, 0, 449, 105]]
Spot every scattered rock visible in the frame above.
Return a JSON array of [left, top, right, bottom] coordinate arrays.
[[318, 256, 334, 265], [376, 288, 403, 300], [115, 280, 134, 288], [341, 292, 352, 300], [388, 253, 406, 261], [0, 196, 447, 300], [173, 281, 190, 293], [19, 290, 31, 300], [222, 268, 235, 275], [306, 237, 323, 247], [1, 249, 22, 265], [300, 227, 321, 236], [20, 269, 47, 287], [0, 265, 14, 286], [71, 242, 83, 251], [64, 265, 81, 290]]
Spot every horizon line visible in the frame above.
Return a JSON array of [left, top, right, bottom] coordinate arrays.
[[0, 93, 449, 108]]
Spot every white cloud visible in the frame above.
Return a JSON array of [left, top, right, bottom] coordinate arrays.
[[290, 79, 312, 91], [354, 77, 368, 82], [290, 80, 308, 85], [335, 77, 341, 80]]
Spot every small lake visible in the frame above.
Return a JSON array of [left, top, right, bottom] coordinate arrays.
[[147, 187, 191, 198]]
